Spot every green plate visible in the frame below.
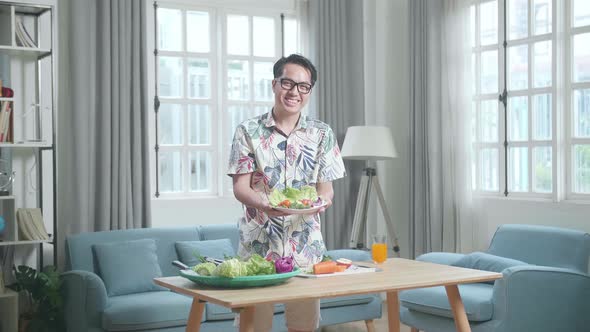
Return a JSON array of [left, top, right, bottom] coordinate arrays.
[[179, 268, 301, 288]]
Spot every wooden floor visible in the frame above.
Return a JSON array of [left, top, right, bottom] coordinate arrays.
[[319, 301, 412, 332]]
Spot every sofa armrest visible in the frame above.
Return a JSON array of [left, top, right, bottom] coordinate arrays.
[[325, 249, 371, 262], [415, 252, 465, 265], [493, 266, 590, 331], [61, 270, 109, 331]]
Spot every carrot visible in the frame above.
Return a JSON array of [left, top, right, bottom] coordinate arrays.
[[313, 261, 337, 274], [335, 265, 348, 272]]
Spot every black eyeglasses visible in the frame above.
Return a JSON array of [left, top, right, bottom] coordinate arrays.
[[278, 78, 313, 94]]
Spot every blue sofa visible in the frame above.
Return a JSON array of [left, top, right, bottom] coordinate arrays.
[[61, 223, 382, 332], [399, 224, 590, 332]]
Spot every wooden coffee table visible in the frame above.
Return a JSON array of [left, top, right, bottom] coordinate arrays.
[[154, 258, 502, 332]]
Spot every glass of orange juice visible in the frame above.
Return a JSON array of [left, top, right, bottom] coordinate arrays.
[[371, 234, 387, 264]]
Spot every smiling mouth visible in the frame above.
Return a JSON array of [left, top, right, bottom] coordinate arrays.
[[284, 97, 300, 107]]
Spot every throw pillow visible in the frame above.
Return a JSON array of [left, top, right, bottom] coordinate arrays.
[[452, 251, 529, 283], [93, 238, 165, 296], [175, 239, 235, 267]]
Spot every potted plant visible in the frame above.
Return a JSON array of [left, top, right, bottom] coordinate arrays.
[[8, 265, 64, 332]]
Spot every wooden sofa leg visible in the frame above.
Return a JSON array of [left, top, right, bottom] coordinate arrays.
[[364, 319, 376, 332], [411, 328, 420, 332]]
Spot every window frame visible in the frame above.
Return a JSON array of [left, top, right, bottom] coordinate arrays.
[[148, 0, 302, 199], [469, 0, 590, 201]]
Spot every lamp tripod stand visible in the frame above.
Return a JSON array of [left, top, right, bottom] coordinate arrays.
[[349, 167, 400, 257]]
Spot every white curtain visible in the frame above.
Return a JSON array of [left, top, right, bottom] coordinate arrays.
[[409, 0, 473, 258]]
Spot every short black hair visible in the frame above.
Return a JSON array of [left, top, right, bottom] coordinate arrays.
[[273, 54, 317, 87]]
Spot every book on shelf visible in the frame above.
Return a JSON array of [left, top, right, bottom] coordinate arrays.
[[17, 208, 49, 241], [0, 100, 12, 143], [15, 16, 37, 48]]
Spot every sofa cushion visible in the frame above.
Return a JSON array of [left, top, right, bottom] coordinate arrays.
[[205, 302, 285, 321], [400, 283, 494, 322], [453, 251, 529, 284], [175, 239, 235, 267], [102, 291, 193, 331], [320, 294, 376, 309], [94, 239, 165, 296]]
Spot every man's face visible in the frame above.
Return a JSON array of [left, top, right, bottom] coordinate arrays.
[[272, 63, 313, 115]]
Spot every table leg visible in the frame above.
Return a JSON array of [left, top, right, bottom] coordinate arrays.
[[445, 285, 471, 332], [239, 306, 256, 332], [386, 291, 400, 332], [186, 298, 205, 332]]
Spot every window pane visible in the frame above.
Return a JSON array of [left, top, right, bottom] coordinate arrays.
[[573, 145, 590, 193], [159, 57, 183, 98], [253, 17, 274, 57], [573, 89, 590, 138], [533, 146, 552, 193], [480, 100, 498, 142], [508, 45, 528, 90], [480, 1, 498, 45], [160, 151, 182, 193], [532, 94, 552, 140], [188, 58, 210, 99], [227, 60, 250, 100], [190, 151, 211, 192], [509, 147, 528, 192], [573, 33, 590, 82], [471, 101, 477, 142], [160, 104, 183, 145], [470, 6, 476, 46], [533, 0, 552, 35], [227, 15, 249, 55], [480, 148, 499, 191], [508, 96, 528, 141], [158, 8, 182, 51], [573, 0, 590, 28], [508, 0, 528, 40], [187, 11, 209, 53], [254, 62, 273, 102], [189, 104, 210, 144], [533, 41, 552, 87], [284, 17, 298, 56], [481, 50, 498, 94], [472, 53, 477, 95]]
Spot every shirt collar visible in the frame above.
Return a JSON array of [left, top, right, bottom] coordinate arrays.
[[263, 109, 308, 130]]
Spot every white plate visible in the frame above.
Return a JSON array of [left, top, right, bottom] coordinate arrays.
[[272, 202, 328, 214]]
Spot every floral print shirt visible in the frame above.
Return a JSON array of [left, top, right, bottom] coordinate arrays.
[[227, 111, 346, 268]]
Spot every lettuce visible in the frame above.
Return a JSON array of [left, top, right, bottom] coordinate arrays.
[[269, 186, 319, 208], [213, 258, 247, 278], [245, 254, 276, 275], [192, 262, 216, 276]]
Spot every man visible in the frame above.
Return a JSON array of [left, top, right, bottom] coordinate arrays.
[[227, 54, 346, 332]]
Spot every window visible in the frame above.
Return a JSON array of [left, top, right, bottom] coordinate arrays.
[[471, 0, 590, 199], [151, 1, 302, 197]]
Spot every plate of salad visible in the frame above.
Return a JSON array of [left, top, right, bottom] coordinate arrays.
[[269, 186, 327, 214], [180, 255, 300, 288]]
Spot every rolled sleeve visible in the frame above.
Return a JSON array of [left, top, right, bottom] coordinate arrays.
[[317, 127, 346, 182]]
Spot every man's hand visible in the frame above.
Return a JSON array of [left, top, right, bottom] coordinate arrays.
[[317, 195, 332, 213], [316, 181, 334, 214]]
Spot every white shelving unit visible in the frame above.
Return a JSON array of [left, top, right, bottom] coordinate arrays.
[[0, 1, 56, 327]]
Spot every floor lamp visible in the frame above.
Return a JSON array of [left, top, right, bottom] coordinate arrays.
[[341, 126, 400, 256]]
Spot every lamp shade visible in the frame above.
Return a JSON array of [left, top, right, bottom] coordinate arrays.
[[340, 126, 397, 160]]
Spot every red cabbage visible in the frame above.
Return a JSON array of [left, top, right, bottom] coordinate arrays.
[[275, 256, 294, 273]]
